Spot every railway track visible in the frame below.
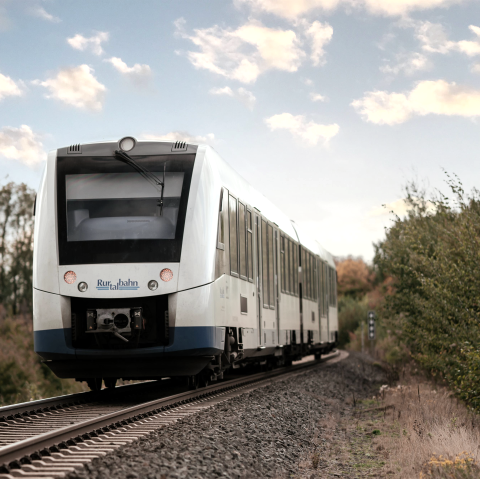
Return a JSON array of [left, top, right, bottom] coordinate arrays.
[[0, 350, 345, 479]]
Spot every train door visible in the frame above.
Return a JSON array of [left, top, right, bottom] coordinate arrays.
[[275, 229, 280, 343], [317, 258, 322, 341], [255, 214, 263, 346]]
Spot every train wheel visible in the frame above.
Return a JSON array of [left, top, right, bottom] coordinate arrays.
[[104, 378, 117, 389], [199, 375, 210, 388], [87, 378, 102, 392], [314, 352, 321, 361], [187, 375, 198, 390]]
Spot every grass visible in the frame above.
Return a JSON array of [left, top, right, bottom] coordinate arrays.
[[0, 312, 87, 405], [376, 369, 480, 478]]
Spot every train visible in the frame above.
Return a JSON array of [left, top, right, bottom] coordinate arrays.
[[32, 137, 338, 390]]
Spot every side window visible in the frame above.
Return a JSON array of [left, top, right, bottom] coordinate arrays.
[[262, 220, 269, 307], [239, 202, 247, 280], [268, 224, 274, 308], [319, 260, 323, 313], [247, 210, 253, 282], [229, 195, 238, 275], [313, 255, 317, 301], [288, 240, 295, 294], [334, 270, 337, 306], [217, 188, 226, 250], [281, 236, 285, 293], [285, 238, 290, 293], [293, 243, 298, 296]]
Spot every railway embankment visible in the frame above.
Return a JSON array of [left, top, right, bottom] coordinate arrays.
[[64, 352, 386, 479]]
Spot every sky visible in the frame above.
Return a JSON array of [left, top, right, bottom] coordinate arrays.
[[0, 0, 479, 261]]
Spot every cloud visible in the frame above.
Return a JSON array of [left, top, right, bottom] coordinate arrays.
[[210, 86, 256, 109], [369, 197, 436, 217], [415, 21, 480, 56], [305, 21, 333, 66], [0, 125, 46, 167], [34, 65, 106, 111], [352, 79, 480, 125], [105, 57, 152, 85], [380, 51, 430, 76], [264, 113, 339, 145], [236, 0, 467, 18], [28, 5, 60, 23], [175, 18, 306, 83], [310, 92, 326, 102], [67, 32, 109, 56], [0, 73, 23, 100], [141, 131, 216, 145]]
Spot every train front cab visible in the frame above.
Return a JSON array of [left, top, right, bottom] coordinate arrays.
[[33, 141, 229, 383]]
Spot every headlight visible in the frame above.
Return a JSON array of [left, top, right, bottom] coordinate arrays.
[[78, 282, 88, 292], [64, 271, 77, 284], [119, 136, 136, 152], [148, 280, 158, 291], [160, 268, 173, 282]]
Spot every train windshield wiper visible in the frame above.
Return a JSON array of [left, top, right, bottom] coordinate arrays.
[[114, 150, 166, 216]]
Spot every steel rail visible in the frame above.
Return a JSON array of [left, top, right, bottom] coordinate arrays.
[[0, 351, 339, 467], [0, 380, 164, 418]]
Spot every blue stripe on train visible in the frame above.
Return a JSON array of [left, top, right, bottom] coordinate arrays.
[[34, 326, 224, 360]]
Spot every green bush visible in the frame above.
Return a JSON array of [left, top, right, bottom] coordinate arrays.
[[374, 175, 480, 409], [0, 315, 85, 405], [337, 295, 369, 348]]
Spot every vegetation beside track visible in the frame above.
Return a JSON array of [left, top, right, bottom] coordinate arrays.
[[0, 312, 85, 405]]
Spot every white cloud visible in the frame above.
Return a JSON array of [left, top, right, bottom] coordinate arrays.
[[35, 65, 106, 111], [415, 21, 480, 56], [0, 73, 23, 101], [380, 51, 430, 76], [105, 57, 152, 85], [0, 125, 45, 167], [236, 0, 467, 18], [28, 5, 60, 23], [175, 18, 306, 83], [67, 32, 109, 56], [210, 86, 234, 96], [265, 113, 339, 145], [305, 21, 333, 66], [352, 79, 480, 125], [369, 197, 436, 217], [210, 86, 256, 109], [141, 131, 216, 145], [310, 92, 326, 102], [473, 63, 480, 73]]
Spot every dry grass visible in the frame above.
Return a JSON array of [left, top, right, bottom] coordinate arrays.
[[371, 368, 480, 478]]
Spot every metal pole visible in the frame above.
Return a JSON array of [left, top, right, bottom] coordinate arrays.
[[361, 320, 364, 353]]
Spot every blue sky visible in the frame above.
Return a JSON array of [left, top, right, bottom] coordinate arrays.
[[1, 0, 479, 260]]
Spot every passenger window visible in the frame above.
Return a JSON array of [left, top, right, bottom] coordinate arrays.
[[239, 202, 247, 280], [280, 236, 285, 293], [293, 243, 298, 296], [217, 188, 225, 250], [247, 210, 253, 282], [229, 195, 238, 275], [262, 220, 269, 307], [268, 224, 274, 308]]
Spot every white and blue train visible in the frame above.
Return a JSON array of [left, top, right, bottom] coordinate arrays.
[[33, 138, 338, 390]]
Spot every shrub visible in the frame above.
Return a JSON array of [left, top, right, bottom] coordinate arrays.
[[374, 175, 480, 410]]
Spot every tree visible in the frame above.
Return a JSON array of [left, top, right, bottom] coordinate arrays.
[[0, 182, 35, 315]]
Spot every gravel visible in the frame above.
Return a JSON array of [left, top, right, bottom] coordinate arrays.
[[66, 352, 386, 479]]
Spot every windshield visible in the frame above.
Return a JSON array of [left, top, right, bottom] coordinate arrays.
[[57, 154, 195, 265], [66, 171, 183, 242]]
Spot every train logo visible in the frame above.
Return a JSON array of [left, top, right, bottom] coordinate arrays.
[[96, 279, 140, 291]]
